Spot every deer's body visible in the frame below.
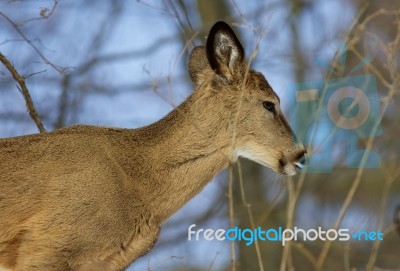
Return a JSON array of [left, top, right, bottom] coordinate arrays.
[[0, 22, 306, 270]]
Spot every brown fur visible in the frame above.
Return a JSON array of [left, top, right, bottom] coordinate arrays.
[[0, 21, 305, 270]]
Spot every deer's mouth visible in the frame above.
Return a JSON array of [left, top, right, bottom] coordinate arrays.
[[282, 163, 299, 176], [279, 150, 307, 176], [234, 146, 307, 176]]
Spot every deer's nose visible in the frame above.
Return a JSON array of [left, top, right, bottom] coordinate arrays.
[[294, 149, 308, 170]]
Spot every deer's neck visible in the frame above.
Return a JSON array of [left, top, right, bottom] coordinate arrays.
[[134, 91, 235, 222]]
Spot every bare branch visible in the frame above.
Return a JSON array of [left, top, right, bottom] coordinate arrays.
[[228, 166, 236, 271], [0, 52, 46, 133], [19, 0, 59, 25], [236, 160, 265, 271], [0, 10, 67, 74]]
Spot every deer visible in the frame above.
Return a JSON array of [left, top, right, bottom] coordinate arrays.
[[0, 21, 306, 271]]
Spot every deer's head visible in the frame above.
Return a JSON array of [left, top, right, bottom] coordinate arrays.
[[188, 21, 306, 176]]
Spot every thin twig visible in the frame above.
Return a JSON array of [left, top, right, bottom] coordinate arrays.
[[366, 165, 398, 270], [19, 0, 59, 25], [316, 9, 400, 268], [228, 166, 236, 271], [280, 177, 295, 271], [207, 252, 220, 271], [0, 52, 46, 133], [237, 160, 265, 271], [291, 242, 319, 270], [0, 11, 66, 74]]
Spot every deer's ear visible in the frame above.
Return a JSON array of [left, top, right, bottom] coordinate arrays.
[[206, 21, 244, 79], [188, 46, 212, 87]]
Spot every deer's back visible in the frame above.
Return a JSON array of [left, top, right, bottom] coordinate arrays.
[[0, 125, 151, 248]]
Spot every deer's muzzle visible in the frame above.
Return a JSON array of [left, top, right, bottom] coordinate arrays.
[[279, 148, 308, 176]]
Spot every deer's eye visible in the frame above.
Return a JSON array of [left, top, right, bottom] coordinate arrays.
[[263, 101, 276, 113]]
